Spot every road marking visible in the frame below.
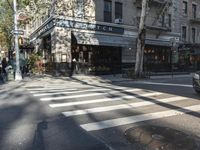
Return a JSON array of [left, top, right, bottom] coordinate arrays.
[[27, 88, 78, 91], [29, 89, 78, 94], [80, 104, 200, 131], [62, 96, 188, 117], [33, 87, 132, 96], [26, 85, 125, 91], [40, 89, 142, 101], [139, 81, 192, 88], [49, 92, 162, 108]]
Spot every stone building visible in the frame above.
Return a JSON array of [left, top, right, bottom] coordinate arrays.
[[29, 0, 180, 75], [178, 0, 200, 71]]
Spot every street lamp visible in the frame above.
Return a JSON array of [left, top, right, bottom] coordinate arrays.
[[13, 0, 22, 80]]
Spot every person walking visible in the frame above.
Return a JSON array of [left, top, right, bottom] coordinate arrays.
[[1, 58, 7, 81], [1, 58, 7, 74]]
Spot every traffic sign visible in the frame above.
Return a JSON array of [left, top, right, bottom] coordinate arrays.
[[12, 30, 24, 35]]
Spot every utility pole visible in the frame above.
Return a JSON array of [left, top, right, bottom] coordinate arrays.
[[13, 0, 22, 80]]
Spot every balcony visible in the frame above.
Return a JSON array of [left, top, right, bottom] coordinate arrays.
[[146, 25, 171, 31], [151, 0, 166, 4], [136, 16, 171, 31]]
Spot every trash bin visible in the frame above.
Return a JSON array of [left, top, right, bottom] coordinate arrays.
[[7, 68, 14, 81]]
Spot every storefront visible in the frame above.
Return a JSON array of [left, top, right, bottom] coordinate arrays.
[[178, 44, 200, 71], [30, 17, 136, 76], [71, 32, 134, 74], [144, 39, 173, 72]]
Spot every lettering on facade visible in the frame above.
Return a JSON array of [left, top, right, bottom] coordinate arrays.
[[56, 19, 124, 34], [31, 18, 124, 39], [31, 20, 56, 39]]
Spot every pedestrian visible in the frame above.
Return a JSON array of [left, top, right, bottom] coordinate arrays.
[[1, 58, 7, 74]]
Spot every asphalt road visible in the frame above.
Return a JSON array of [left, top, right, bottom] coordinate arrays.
[[0, 75, 199, 150]]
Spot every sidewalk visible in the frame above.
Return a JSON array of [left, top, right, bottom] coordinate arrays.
[[149, 73, 194, 79], [71, 73, 194, 83], [1, 72, 195, 86]]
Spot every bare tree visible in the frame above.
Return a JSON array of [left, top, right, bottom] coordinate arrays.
[[135, 0, 148, 77]]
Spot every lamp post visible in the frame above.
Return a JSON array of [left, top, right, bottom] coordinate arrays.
[[13, 0, 22, 80]]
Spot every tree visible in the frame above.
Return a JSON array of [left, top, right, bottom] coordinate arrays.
[[0, 1, 13, 52], [135, 0, 148, 78]]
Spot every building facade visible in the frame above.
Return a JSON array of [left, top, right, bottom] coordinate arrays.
[[29, 0, 181, 75], [178, 0, 200, 71]]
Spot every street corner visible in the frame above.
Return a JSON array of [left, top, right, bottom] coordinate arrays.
[[124, 125, 200, 150]]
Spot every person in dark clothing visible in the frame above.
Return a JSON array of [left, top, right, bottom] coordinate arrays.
[[1, 58, 7, 74]]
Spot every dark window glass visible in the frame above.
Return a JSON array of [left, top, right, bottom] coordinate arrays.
[[192, 4, 197, 18], [115, 2, 122, 19], [182, 26, 187, 41], [161, 15, 165, 27], [183, 1, 188, 15], [104, 0, 112, 22], [168, 14, 171, 28], [192, 28, 196, 43]]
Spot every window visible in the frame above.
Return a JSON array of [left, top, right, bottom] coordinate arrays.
[[183, 1, 188, 15], [168, 14, 171, 28], [115, 2, 122, 19], [75, 0, 84, 18], [104, 0, 112, 22], [192, 4, 197, 18], [192, 28, 196, 43], [182, 26, 187, 41], [161, 14, 165, 27]]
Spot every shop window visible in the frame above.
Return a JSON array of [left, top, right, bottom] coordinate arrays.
[[115, 2, 123, 19], [104, 0, 112, 22]]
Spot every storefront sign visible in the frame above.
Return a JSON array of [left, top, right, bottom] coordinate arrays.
[[30, 20, 56, 39], [56, 19, 124, 34], [31, 18, 124, 40]]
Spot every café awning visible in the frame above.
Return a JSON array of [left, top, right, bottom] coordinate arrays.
[[72, 32, 135, 47]]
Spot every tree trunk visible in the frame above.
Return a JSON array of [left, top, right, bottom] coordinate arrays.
[[135, 0, 148, 78]]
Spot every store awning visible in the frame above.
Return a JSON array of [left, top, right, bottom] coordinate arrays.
[[145, 39, 171, 47], [72, 32, 135, 47]]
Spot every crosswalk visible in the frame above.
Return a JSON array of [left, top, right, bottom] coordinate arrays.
[[25, 84, 200, 132]]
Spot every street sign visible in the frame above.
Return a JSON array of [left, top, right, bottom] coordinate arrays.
[[12, 30, 24, 35]]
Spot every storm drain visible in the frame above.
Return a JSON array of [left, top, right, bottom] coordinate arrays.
[[125, 125, 200, 150]]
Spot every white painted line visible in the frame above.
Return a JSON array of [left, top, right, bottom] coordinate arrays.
[[30, 89, 78, 94], [139, 82, 193, 88], [41, 89, 142, 101], [27, 84, 124, 91], [28, 85, 129, 93], [49, 92, 162, 108], [62, 96, 188, 117], [80, 104, 200, 131], [33, 87, 131, 96]]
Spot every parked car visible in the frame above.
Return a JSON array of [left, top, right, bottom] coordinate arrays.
[[193, 71, 200, 94]]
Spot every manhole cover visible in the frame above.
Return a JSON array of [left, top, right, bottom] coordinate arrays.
[[152, 134, 164, 140], [125, 125, 199, 150]]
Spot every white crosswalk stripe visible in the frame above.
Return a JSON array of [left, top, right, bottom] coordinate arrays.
[[25, 84, 200, 132], [40, 88, 142, 101], [62, 96, 188, 117], [80, 105, 200, 131], [33, 87, 135, 96], [49, 92, 162, 108], [30, 89, 78, 94]]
